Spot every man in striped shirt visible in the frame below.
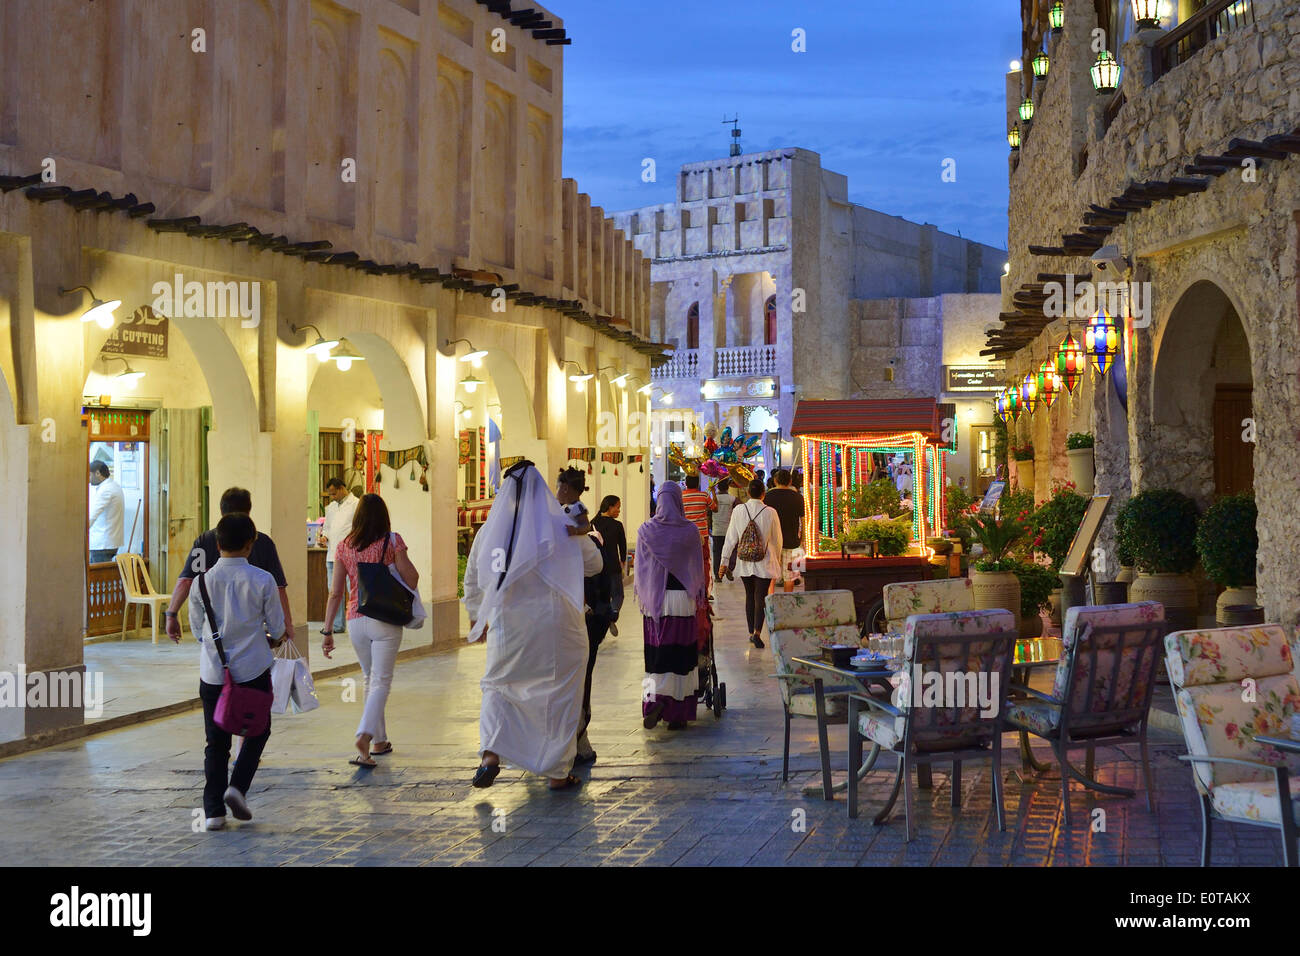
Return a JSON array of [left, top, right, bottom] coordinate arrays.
[[680, 473, 714, 539]]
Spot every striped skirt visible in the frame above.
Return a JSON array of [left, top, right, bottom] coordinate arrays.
[[643, 598, 699, 724]]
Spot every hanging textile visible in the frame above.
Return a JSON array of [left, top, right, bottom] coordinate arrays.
[[377, 443, 430, 491], [479, 426, 487, 498], [600, 451, 624, 475], [366, 431, 384, 494], [487, 418, 502, 495], [566, 446, 597, 473], [459, 430, 473, 465]]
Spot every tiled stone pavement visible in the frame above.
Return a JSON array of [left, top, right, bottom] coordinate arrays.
[[0, 579, 1287, 866]]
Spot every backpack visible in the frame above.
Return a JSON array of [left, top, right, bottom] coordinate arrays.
[[737, 502, 767, 562]]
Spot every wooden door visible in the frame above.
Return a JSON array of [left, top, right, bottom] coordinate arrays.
[[1213, 385, 1253, 497], [162, 408, 203, 592]]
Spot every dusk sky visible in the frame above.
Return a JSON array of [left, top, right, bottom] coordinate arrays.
[[557, 0, 1021, 252]]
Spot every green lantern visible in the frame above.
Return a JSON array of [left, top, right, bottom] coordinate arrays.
[[1032, 52, 1050, 79], [1019, 98, 1035, 123], [1091, 50, 1121, 93], [1008, 124, 1022, 150], [1049, 1, 1064, 32]]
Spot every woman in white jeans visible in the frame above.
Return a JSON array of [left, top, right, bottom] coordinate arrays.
[[322, 493, 419, 767]]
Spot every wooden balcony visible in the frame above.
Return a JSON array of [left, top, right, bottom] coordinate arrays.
[[1152, 0, 1255, 81]]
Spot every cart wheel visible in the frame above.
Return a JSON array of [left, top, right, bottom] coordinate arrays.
[[718, 682, 727, 710], [860, 598, 887, 639], [713, 695, 722, 718]]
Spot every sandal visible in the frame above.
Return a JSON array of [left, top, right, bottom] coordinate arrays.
[[548, 774, 582, 791], [471, 763, 501, 788], [349, 755, 377, 768], [370, 744, 394, 756]]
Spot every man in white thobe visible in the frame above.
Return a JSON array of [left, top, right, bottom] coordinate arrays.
[[463, 462, 602, 789], [88, 460, 124, 563], [316, 478, 358, 634]]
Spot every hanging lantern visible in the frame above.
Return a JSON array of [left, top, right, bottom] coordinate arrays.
[[1049, 1, 1065, 32], [1008, 124, 1022, 150], [1131, 0, 1162, 30], [1031, 52, 1050, 79], [1020, 372, 1039, 415], [1091, 50, 1121, 93], [1037, 359, 1062, 408], [995, 390, 1008, 422], [1019, 98, 1035, 124], [1086, 306, 1121, 376], [1056, 332, 1085, 393], [1005, 385, 1022, 422]]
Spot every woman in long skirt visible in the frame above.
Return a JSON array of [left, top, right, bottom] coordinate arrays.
[[635, 482, 707, 731]]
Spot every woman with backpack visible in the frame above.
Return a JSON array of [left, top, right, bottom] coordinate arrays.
[[322, 493, 419, 768], [723, 478, 783, 649]]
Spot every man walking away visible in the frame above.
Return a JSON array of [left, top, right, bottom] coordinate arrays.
[[680, 473, 715, 596], [190, 513, 284, 830], [709, 478, 736, 582], [764, 469, 805, 593], [165, 488, 293, 645], [316, 477, 358, 635], [88, 460, 124, 564]]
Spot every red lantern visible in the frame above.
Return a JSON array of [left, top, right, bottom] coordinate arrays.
[[1037, 359, 1061, 408], [1056, 332, 1084, 393]]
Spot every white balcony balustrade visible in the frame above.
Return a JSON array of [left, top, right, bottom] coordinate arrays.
[[651, 349, 700, 381], [716, 344, 777, 378]]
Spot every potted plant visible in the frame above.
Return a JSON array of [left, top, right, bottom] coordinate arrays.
[[968, 510, 1028, 631], [944, 482, 975, 553], [1117, 489, 1201, 629], [1032, 483, 1088, 625], [1012, 443, 1035, 495], [1065, 432, 1095, 495], [1012, 558, 1058, 638], [839, 477, 902, 521], [1113, 505, 1136, 591], [1195, 492, 1258, 624], [838, 516, 910, 557]]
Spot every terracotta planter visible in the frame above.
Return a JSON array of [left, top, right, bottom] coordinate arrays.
[[1130, 572, 1198, 630], [1015, 459, 1035, 494], [1216, 586, 1258, 624], [971, 569, 1021, 632], [1048, 587, 1063, 627], [1066, 447, 1094, 496], [1220, 604, 1264, 626]]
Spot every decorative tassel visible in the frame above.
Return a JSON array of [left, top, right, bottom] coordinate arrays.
[[614, 467, 619, 475], [640, 464, 644, 473], [588, 463, 593, 474]]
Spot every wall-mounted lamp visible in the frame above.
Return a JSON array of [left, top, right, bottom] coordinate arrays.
[[459, 372, 483, 393], [446, 337, 488, 367], [454, 401, 472, 421], [61, 285, 121, 329], [331, 339, 366, 372], [291, 322, 340, 361], [102, 355, 144, 388], [565, 361, 595, 392]]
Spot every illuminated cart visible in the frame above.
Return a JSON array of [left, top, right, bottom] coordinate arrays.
[[790, 398, 956, 630]]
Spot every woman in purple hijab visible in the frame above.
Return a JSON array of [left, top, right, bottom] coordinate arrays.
[[635, 482, 707, 730]]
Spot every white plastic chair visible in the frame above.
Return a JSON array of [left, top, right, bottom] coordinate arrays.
[[114, 553, 170, 644]]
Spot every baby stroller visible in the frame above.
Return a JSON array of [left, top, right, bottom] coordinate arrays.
[[696, 596, 727, 718]]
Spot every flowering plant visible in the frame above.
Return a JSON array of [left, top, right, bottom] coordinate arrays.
[[1012, 443, 1035, 461], [1066, 432, 1094, 450], [1032, 482, 1089, 571], [969, 510, 1028, 572]]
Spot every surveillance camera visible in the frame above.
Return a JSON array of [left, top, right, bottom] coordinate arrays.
[[1090, 244, 1130, 274]]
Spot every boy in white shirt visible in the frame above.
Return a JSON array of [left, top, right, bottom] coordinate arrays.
[[189, 513, 285, 831]]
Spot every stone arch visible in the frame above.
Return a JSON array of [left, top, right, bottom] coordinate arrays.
[[1148, 278, 1253, 504], [481, 347, 542, 464]]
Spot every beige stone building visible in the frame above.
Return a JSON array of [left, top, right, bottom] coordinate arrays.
[[0, 0, 662, 743], [994, 0, 1300, 621], [610, 148, 1004, 488]]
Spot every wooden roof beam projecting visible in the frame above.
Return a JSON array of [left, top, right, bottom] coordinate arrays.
[[4, 173, 662, 357]]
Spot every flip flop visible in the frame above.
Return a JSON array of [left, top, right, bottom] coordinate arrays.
[[548, 774, 582, 791], [349, 755, 377, 768], [471, 763, 500, 788], [370, 744, 394, 756]]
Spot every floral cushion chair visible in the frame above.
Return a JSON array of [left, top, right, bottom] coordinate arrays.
[[765, 590, 864, 784], [882, 578, 974, 634], [847, 609, 1017, 841], [1003, 601, 1166, 827], [1165, 624, 1300, 866]]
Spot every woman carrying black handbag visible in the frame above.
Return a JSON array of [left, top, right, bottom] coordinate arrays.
[[323, 493, 419, 767]]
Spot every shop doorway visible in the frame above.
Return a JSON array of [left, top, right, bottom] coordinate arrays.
[[1212, 384, 1253, 496]]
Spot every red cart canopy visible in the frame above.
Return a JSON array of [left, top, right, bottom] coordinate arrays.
[[789, 398, 953, 443]]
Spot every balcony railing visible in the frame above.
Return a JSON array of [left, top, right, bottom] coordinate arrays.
[[1152, 0, 1255, 81], [717, 344, 777, 377], [651, 344, 779, 381], [652, 348, 700, 381]]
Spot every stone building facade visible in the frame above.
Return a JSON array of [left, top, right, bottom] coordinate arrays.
[[0, 0, 660, 743], [610, 148, 1004, 485], [995, 0, 1300, 622]]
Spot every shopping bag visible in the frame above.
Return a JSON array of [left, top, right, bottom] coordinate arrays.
[[270, 656, 296, 715], [289, 657, 320, 714], [390, 563, 426, 630]]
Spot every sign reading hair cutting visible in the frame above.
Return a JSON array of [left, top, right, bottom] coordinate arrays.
[[101, 305, 168, 359]]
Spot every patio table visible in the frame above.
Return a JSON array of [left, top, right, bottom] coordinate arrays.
[[790, 655, 895, 800]]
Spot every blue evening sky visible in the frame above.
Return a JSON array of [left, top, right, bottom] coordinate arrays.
[[557, 0, 1020, 251]]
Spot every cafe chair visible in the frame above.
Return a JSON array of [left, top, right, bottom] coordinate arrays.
[[114, 553, 171, 644], [1003, 602, 1165, 827], [1164, 624, 1300, 866], [882, 578, 974, 633], [765, 590, 864, 783], [847, 609, 1017, 841]]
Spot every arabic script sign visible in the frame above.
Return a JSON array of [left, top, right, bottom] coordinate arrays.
[[101, 305, 168, 359]]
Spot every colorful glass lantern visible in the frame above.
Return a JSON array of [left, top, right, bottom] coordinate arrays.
[[1037, 359, 1062, 408], [1131, 0, 1162, 30], [1049, 1, 1065, 32], [1086, 306, 1120, 375], [1005, 384, 1022, 422], [1091, 50, 1121, 93], [1019, 98, 1035, 123], [1056, 332, 1085, 393], [1031, 52, 1050, 79], [995, 390, 1008, 422], [1008, 124, 1022, 150], [1020, 372, 1039, 415]]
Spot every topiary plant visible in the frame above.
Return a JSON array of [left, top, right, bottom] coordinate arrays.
[[1114, 506, 1135, 567], [839, 478, 902, 519], [1032, 484, 1089, 571], [1011, 559, 1058, 617], [839, 517, 909, 556], [1195, 493, 1257, 588], [1066, 432, 1094, 449], [1115, 489, 1200, 574]]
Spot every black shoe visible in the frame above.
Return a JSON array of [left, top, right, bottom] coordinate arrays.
[[643, 702, 665, 729], [750, 633, 765, 649], [666, 721, 687, 731], [471, 763, 501, 788], [573, 751, 597, 766]]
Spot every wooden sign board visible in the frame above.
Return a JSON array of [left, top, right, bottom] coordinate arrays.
[[1060, 495, 1111, 579]]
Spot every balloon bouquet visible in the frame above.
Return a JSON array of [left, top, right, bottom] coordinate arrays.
[[668, 421, 761, 487]]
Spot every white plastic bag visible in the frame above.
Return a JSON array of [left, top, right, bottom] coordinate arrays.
[[390, 564, 426, 630], [277, 639, 320, 714], [270, 655, 296, 715]]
